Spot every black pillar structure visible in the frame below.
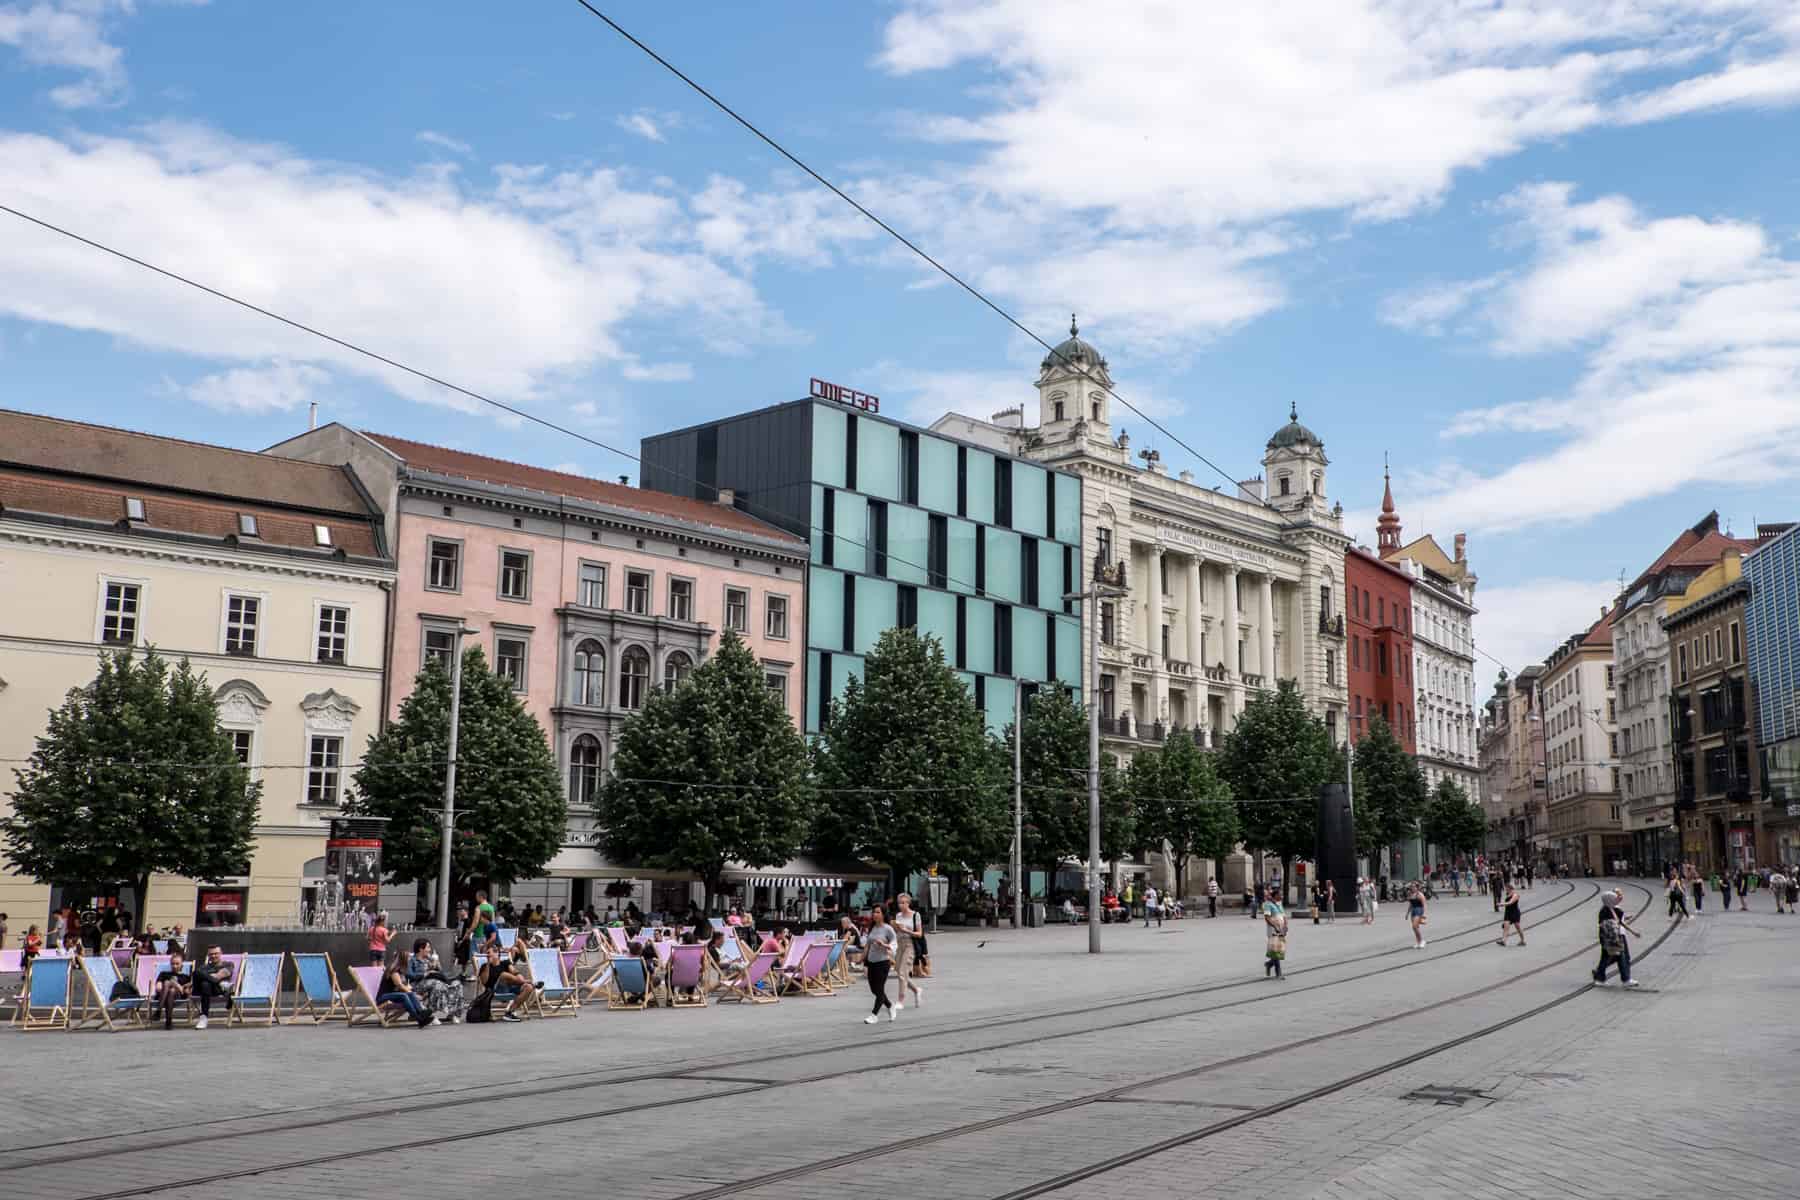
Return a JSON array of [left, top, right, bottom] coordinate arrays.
[[1316, 783, 1359, 914]]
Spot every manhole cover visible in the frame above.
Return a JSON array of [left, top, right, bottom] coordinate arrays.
[[1401, 1085, 1491, 1107]]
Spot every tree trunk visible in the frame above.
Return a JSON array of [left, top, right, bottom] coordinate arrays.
[[1173, 855, 1188, 900], [132, 875, 150, 939]]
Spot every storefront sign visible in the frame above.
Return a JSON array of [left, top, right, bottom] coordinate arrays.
[[811, 377, 879, 413], [199, 890, 243, 915], [327, 818, 386, 915], [1154, 526, 1275, 571]]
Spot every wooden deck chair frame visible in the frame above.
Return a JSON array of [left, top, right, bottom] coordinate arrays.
[[345, 965, 410, 1028], [605, 955, 652, 1011], [523, 948, 580, 1017], [285, 953, 351, 1024], [17, 957, 73, 1031], [718, 950, 781, 1004], [70, 956, 146, 1031], [226, 953, 286, 1027]]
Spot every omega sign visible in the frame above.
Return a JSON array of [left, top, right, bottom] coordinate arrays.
[[811, 376, 880, 413]]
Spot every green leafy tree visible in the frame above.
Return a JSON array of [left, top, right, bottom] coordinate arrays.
[[1218, 680, 1336, 899], [350, 646, 563, 894], [1352, 715, 1428, 867], [1128, 729, 1239, 898], [0, 648, 260, 919], [1421, 778, 1486, 857], [813, 628, 1008, 885], [599, 632, 814, 909], [1004, 686, 1133, 894]]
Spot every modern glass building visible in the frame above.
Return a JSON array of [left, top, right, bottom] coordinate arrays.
[[1745, 522, 1800, 863], [641, 396, 1084, 733]]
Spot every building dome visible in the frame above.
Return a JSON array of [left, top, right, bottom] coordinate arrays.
[[1266, 401, 1322, 452], [1041, 314, 1108, 372]]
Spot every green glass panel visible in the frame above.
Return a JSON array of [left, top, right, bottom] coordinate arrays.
[[917, 589, 957, 659], [810, 485, 826, 566], [919, 434, 958, 513], [964, 448, 995, 524], [1012, 461, 1047, 538], [807, 649, 822, 731], [1055, 612, 1082, 687], [947, 517, 978, 595], [1012, 606, 1046, 681], [984, 676, 1015, 734], [831, 652, 863, 705], [834, 491, 867, 575], [964, 597, 995, 674], [854, 575, 898, 654], [1054, 472, 1083, 544], [888, 505, 928, 584], [1039, 543, 1065, 614], [812, 404, 847, 489], [985, 527, 1021, 604], [856, 417, 901, 501], [810, 566, 843, 652]]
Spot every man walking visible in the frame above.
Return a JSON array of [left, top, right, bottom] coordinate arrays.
[[1592, 889, 1640, 988], [1207, 877, 1219, 918], [1142, 885, 1161, 928], [1490, 867, 1505, 913], [1773, 867, 1791, 914]]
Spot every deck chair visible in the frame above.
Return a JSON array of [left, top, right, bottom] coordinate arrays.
[[0, 949, 22, 975], [605, 927, 629, 953], [524, 947, 580, 1017], [71, 956, 146, 1030], [823, 939, 848, 987], [346, 965, 412, 1028], [152, 940, 170, 955], [606, 954, 652, 1010], [17, 957, 73, 1030], [227, 953, 285, 1027], [133, 956, 193, 1027], [286, 953, 351, 1024], [108, 940, 137, 973], [782, 942, 834, 996], [718, 949, 780, 1004], [496, 927, 518, 950], [576, 952, 614, 1002], [666, 944, 708, 1008]]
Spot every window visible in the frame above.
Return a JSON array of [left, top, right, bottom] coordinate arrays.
[[1278, 473, 1291, 496], [765, 669, 789, 707], [1161, 623, 1171, 660], [1320, 585, 1333, 620], [724, 587, 748, 632], [230, 729, 254, 766], [428, 539, 461, 591], [1053, 399, 1065, 422], [619, 646, 650, 709], [237, 513, 259, 537], [625, 570, 650, 614], [423, 627, 456, 671], [570, 736, 603, 806], [305, 736, 343, 806], [1730, 620, 1741, 664], [663, 650, 693, 691], [573, 640, 605, 706], [316, 604, 349, 664], [101, 581, 141, 644], [225, 595, 259, 656], [124, 496, 146, 522], [1098, 673, 1115, 719], [499, 550, 531, 601], [1096, 527, 1112, 567], [668, 578, 694, 622], [1101, 601, 1116, 646], [495, 635, 528, 691], [314, 525, 332, 548], [1091, 399, 1101, 422], [1325, 649, 1336, 685], [1678, 644, 1688, 683], [578, 563, 606, 608], [766, 595, 790, 639]]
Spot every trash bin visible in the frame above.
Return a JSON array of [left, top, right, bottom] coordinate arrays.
[[1029, 901, 1046, 928]]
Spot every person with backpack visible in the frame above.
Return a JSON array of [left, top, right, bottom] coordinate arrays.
[[1592, 889, 1640, 988], [1665, 873, 1690, 921]]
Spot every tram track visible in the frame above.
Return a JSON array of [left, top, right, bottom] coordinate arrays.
[[46, 882, 1618, 1200], [17, 883, 1584, 1174]]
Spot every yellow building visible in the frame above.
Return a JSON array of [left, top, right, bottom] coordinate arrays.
[[0, 410, 394, 931]]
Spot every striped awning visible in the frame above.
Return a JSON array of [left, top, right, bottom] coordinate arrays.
[[743, 873, 842, 888], [724, 856, 886, 886]]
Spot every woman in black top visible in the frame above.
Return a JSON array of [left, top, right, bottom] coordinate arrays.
[[1495, 884, 1525, 946]]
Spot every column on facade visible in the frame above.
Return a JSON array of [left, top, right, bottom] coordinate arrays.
[[1186, 553, 1208, 734], [1151, 545, 1170, 727], [1222, 564, 1241, 716], [1136, 541, 1155, 652], [1258, 573, 1275, 682]]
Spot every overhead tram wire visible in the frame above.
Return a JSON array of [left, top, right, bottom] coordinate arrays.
[[569, 1, 1269, 506], [0, 201, 1083, 637]]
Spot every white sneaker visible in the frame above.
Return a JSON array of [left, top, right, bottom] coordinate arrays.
[[429, 1014, 442, 1026], [888, 1006, 898, 1021], [914, 987, 924, 1006], [195, 1016, 208, 1029], [894, 1002, 904, 1012], [864, 1014, 878, 1025], [1419, 940, 1428, 948], [1624, 980, 1640, 988]]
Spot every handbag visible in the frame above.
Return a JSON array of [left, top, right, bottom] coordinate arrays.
[[110, 979, 142, 1001], [466, 987, 494, 1023]]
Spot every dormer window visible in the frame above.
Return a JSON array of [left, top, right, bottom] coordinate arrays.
[[1053, 400, 1065, 422], [124, 497, 146, 522], [238, 513, 259, 537], [1091, 400, 1101, 422], [1278, 474, 1291, 496], [314, 525, 332, 547]]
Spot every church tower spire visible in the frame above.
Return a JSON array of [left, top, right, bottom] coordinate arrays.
[[1377, 455, 1402, 552]]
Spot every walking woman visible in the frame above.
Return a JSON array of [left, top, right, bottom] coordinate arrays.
[[862, 905, 897, 1024], [1688, 864, 1704, 913], [1736, 869, 1751, 911], [1495, 881, 1525, 946], [1715, 869, 1731, 913], [890, 893, 925, 1009], [1261, 888, 1288, 979], [1666, 872, 1690, 921], [1407, 882, 1428, 948], [1357, 877, 1375, 925]]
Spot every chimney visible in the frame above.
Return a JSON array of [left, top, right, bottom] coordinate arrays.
[[618, 475, 630, 487], [308, 401, 318, 431], [1178, 469, 1194, 484], [1237, 477, 1265, 503], [1454, 533, 1466, 563], [991, 406, 1024, 430], [715, 488, 736, 508]]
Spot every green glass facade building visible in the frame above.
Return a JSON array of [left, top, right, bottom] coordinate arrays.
[[641, 398, 1083, 732]]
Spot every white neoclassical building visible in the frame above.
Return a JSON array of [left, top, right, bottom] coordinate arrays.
[[934, 320, 1351, 890]]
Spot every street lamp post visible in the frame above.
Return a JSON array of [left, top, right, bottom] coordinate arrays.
[[433, 626, 479, 929], [1066, 555, 1128, 955], [1012, 678, 1023, 932]]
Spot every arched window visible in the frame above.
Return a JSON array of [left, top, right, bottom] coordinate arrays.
[[619, 646, 650, 710], [663, 650, 693, 691], [573, 639, 605, 707], [1277, 473, 1291, 496], [1053, 399, 1065, 422], [570, 735, 603, 806]]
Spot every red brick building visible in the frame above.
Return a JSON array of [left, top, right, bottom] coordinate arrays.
[[1346, 477, 1416, 749]]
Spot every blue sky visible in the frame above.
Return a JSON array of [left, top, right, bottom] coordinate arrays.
[[4, 1, 1800, 691]]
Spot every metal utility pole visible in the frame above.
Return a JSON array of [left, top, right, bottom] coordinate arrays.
[[1013, 678, 1024, 931], [434, 626, 477, 929], [1067, 554, 1128, 955]]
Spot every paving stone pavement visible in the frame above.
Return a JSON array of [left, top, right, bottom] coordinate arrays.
[[7, 880, 1789, 1200]]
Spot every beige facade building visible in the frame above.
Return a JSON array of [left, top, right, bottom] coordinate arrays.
[[1539, 607, 1627, 873], [0, 410, 393, 929]]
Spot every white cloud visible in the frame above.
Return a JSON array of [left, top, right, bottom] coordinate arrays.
[[1378, 275, 1506, 335], [620, 361, 692, 382], [1388, 184, 1800, 534], [868, 363, 1029, 424], [0, 0, 128, 108], [415, 130, 472, 157], [1474, 576, 1620, 696], [616, 109, 678, 143], [180, 361, 331, 414], [0, 124, 796, 416]]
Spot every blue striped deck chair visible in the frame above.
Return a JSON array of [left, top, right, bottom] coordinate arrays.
[[286, 953, 350, 1024], [524, 947, 579, 1016], [496, 927, 518, 950], [18, 956, 73, 1030], [710, 918, 729, 933], [226, 953, 285, 1027], [823, 938, 848, 987], [153, 940, 170, 955], [606, 954, 651, 1010], [72, 955, 145, 1031]]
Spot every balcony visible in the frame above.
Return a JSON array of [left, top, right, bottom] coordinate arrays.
[[1131, 653, 1153, 671], [1318, 613, 1345, 637], [1167, 659, 1192, 678], [1204, 664, 1230, 683], [1241, 672, 1266, 689]]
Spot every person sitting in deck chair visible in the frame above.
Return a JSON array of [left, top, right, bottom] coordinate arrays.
[[153, 947, 192, 1029], [189, 946, 235, 1029]]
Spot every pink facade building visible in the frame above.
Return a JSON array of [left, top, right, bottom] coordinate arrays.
[[270, 426, 808, 846]]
